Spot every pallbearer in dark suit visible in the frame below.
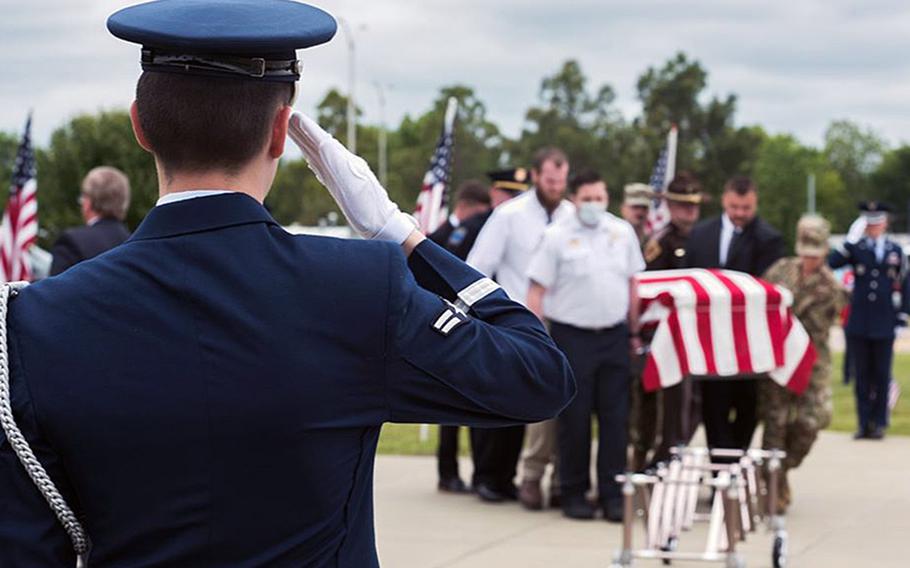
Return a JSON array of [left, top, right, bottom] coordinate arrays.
[[428, 180, 491, 493], [684, 176, 784, 455], [829, 201, 910, 440], [50, 166, 131, 275], [0, 3, 575, 566]]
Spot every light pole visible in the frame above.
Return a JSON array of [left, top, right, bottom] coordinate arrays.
[[374, 81, 388, 187], [338, 18, 363, 154]]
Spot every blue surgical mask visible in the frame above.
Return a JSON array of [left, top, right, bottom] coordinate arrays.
[[578, 201, 606, 227]]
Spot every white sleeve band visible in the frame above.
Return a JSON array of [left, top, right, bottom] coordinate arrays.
[[456, 277, 501, 308]]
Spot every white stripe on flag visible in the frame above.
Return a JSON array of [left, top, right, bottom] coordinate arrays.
[[723, 271, 775, 373], [692, 270, 738, 375], [651, 321, 683, 387]]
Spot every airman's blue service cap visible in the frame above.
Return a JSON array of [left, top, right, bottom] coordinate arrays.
[[107, 0, 337, 83], [858, 200, 892, 224]]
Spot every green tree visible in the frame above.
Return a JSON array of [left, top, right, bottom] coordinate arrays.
[[824, 120, 886, 201], [753, 134, 849, 248], [509, 60, 637, 204], [635, 52, 763, 205], [872, 146, 910, 231], [391, 85, 503, 209], [0, 131, 22, 197]]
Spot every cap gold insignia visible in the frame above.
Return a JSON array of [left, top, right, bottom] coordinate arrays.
[[514, 168, 527, 182]]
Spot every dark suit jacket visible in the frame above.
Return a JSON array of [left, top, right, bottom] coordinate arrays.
[[1, 193, 574, 567], [684, 215, 784, 277], [49, 218, 131, 276]]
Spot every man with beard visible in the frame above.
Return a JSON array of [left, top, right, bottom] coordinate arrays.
[[468, 148, 574, 509], [684, 176, 784, 456]]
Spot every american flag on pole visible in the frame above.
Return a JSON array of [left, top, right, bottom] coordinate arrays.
[[414, 97, 458, 234], [1, 115, 38, 283], [636, 268, 816, 394], [645, 125, 678, 236]]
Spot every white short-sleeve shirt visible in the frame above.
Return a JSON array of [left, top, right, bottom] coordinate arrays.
[[467, 191, 574, 306], [527, 212, 645, 329]]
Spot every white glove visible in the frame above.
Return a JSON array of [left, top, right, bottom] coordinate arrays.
[[846, 216, 867, 244], [288, 112, 417, 243]]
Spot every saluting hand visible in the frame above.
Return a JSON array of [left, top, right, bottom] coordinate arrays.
[[288, 112, 418, 245]]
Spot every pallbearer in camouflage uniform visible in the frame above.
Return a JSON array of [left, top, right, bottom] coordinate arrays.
[[761, 215, 847, 513]]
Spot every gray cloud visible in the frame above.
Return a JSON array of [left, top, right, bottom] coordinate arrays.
[[1, 0, 908, 152]]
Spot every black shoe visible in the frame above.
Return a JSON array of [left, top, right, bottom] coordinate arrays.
[[867, 427, 886, 440], [499, 483, 519, 501], [475, 483, 506, 503], [562, 496, 596, 520], [548, 492, 562, 509], [438, 477, 470, 494], [602, 499, 624, 523], [853, 428, 870, 440]]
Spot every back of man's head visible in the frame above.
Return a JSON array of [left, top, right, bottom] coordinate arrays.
[[82, 166, 131, 221], [455, 180, 491, 208], [135, 72, 293, 177]]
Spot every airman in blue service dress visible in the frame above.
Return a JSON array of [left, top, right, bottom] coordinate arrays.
[[829, 201, 910, 439], [0, 2, 575, 567]]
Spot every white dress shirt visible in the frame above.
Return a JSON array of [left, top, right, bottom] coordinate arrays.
[[718, 214, 742, 267], [156, 189, 236, 207], [527, 212, 645, 329], [467, 191, 574, 306]]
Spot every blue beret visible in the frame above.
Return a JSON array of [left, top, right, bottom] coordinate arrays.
[[108, 0, 337, 82]]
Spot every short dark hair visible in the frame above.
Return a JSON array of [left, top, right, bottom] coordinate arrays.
[[135, 71, 293, 176], [723, 175, 756, 196], [568, 170, 603, 195], [531, 146, 568, 172], [454, 180, 491, 207]]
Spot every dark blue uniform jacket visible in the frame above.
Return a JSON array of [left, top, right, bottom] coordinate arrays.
[[829, 237, 910, 340], [0, 193, 574, 567]]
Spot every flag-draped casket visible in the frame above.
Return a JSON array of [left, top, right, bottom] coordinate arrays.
[[636, 269, 816, 394]]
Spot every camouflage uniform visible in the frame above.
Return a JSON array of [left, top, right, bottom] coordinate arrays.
[[761, 255, 847, 510]]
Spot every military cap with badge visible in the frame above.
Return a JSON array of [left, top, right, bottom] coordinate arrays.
[[489, 167, 531, 195]]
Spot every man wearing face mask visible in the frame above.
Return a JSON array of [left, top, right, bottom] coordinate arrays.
[[684, 176, 784, 457], [527, 170, 645, 521], [468, 147, 574, 510]]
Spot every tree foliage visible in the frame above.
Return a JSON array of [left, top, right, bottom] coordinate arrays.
[[1, 53, 907, 251]]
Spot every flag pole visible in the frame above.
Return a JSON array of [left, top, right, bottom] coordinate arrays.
[[665, 124, 678, 190]]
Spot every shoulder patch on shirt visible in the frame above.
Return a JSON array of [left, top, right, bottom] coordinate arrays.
[[432, 299, 470, 336]]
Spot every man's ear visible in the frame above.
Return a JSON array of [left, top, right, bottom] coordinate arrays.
[[268, 105, 292, 159], [129, 101, 152, 152]]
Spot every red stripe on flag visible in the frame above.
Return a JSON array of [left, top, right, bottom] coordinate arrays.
[[755, 278, 786, 366], [786, 340, 816, 394], [642, 350, 662, 391], [638, 273, 717, 374], [712, 271, 753, 373]]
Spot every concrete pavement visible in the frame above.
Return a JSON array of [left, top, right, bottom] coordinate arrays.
[[374, 431, 909, 567]]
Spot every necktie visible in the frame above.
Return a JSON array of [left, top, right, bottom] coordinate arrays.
[[724, 229, 741, 267]]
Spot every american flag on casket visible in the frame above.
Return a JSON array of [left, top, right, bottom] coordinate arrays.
[[636, 268, 816, 394]]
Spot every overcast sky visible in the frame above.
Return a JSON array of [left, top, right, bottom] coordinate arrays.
[[2, 0, 909, 154]]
